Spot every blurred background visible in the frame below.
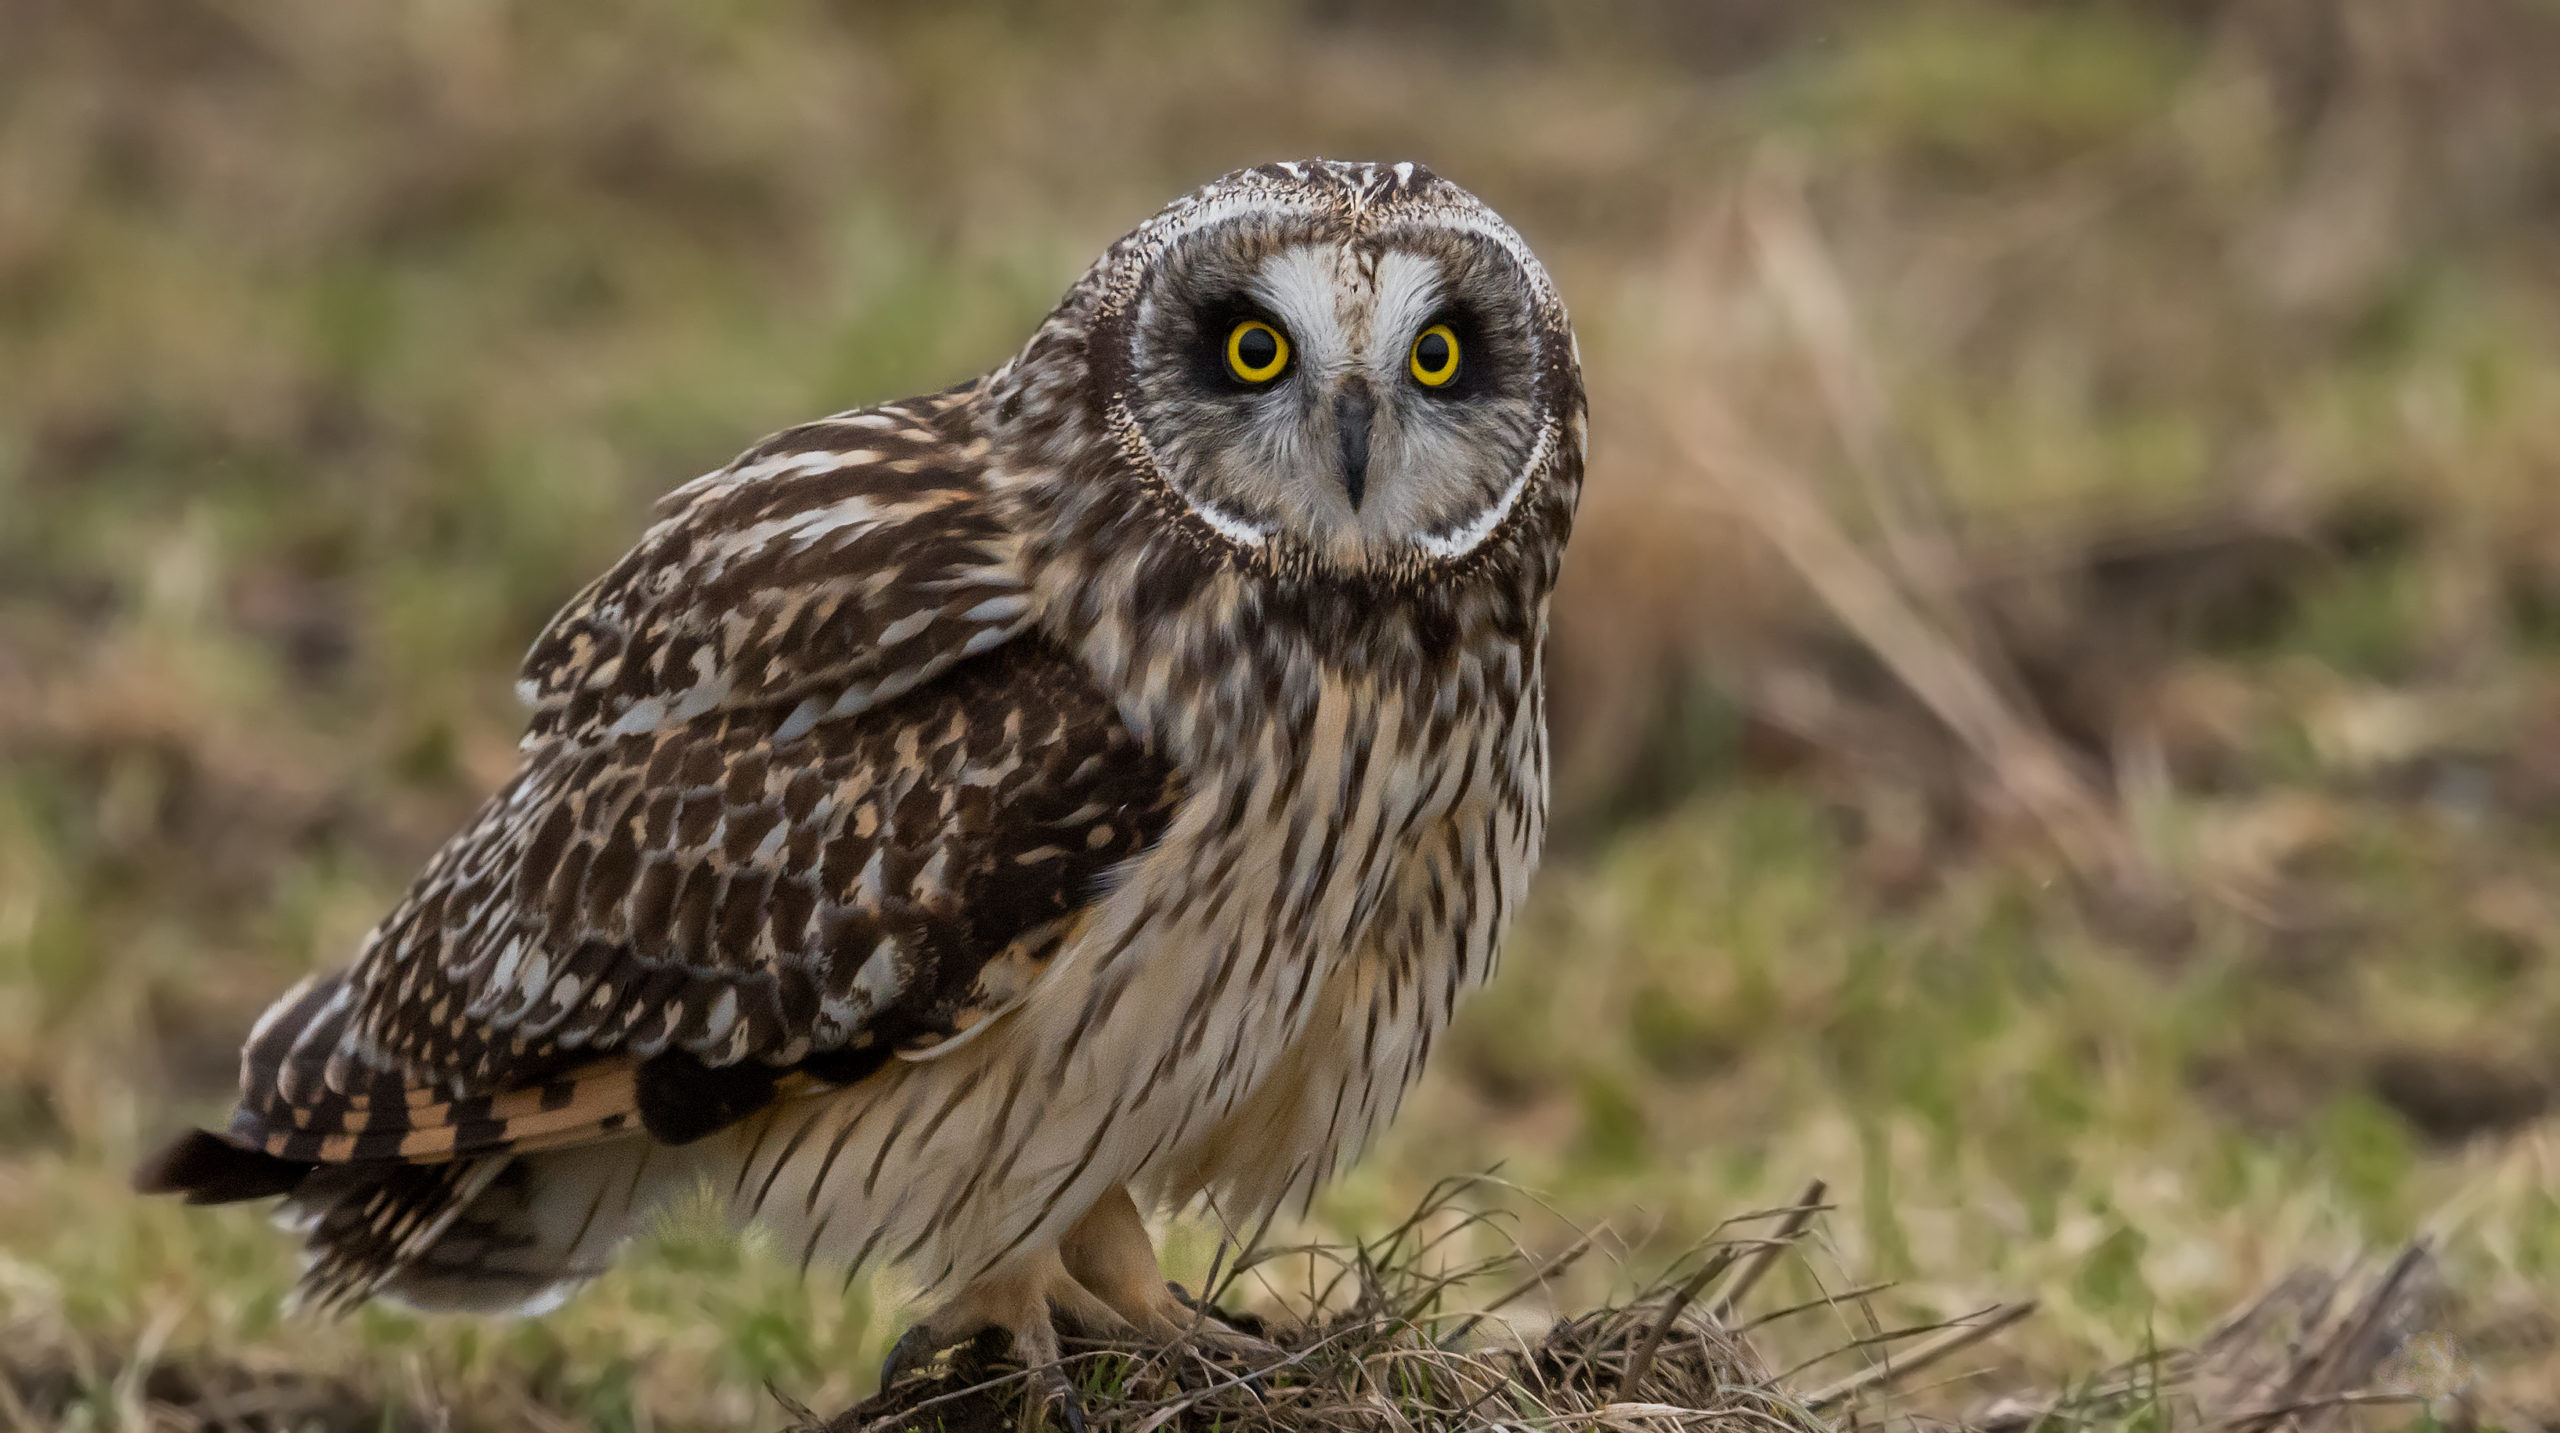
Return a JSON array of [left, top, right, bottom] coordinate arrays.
[[4, 0, 2558, 1427]]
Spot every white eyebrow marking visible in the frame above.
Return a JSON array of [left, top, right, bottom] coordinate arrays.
[[1369, 251, 1443, 373], [1251, 245, 1349, 370]]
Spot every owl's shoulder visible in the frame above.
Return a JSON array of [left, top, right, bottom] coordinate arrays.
[[516, 383, 1032, 749]]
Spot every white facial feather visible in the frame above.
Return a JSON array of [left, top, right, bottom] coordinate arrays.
[[1410, 418, 1552, 560], [1250, 246, 1354, 374], [1365, 252, 1443, 378]]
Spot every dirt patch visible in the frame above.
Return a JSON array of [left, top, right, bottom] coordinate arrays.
[[2366, 1045, 2553, 1146], [1, 1345, 436, 1433]]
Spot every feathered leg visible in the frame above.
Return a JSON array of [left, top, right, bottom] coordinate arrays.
[[1057, 1187, 1277, 1355]]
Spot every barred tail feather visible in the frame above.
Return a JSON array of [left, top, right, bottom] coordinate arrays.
[[286, 1158, 510, 1314], [133, 1128, 315, 1204], [284, 1139, 700, 1316]]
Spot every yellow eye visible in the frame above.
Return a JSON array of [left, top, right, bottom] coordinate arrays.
[[1225, 320, 1289, 383], [1410, 323, 1460, 387]]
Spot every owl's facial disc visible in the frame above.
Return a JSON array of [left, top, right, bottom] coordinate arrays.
[[1125, 224, 1549, 572]]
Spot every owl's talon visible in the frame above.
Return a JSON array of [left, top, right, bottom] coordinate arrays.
[[1160, 1284, 1279, 1361], [879, 1322, 948, 1391], [1037, 1366, 1089, 1433]]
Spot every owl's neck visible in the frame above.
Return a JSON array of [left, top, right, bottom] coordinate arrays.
[[1003, 486, 1549, 775]]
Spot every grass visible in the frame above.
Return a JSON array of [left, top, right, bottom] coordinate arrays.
[[6, 0, 2560, 1427]]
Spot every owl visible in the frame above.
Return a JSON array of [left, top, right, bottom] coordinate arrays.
[[139, 159, 1585, 1407]]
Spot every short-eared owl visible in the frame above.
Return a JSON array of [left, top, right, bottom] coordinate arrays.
[[141, 160, 1584, 1391]]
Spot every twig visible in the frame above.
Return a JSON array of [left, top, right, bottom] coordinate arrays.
[[1704, 1179, 1828, 1323], [1394, 1250, 1523, 1330], [1745, 153, 1979, 637], [2228, 1243, 2434, 1433], [767, 1380, 820, 1428], [0, 1365, 42, 1433], [1801, 1301, 2039, 1410], [1438, 1230, 1602, 1348], [2210, 1390, 2425, 1432], [1201, 1158, 1301, 1310], [1668, 401, 2155, 897], [1733, 1281, 1898, 1334], [1613, 1245, 1742, 1402], [857, 1352, 1104, 1433], [1108, 1323, 1389, 1433]]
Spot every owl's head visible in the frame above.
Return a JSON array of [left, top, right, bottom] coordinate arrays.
[[1052, 161, 1583, 580]]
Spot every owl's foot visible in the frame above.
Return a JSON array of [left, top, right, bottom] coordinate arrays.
[[1059, 1187, 1282, 1360], [1006, 1314, 1089, 1433], [878, 1250, 1117, 1431], [1166, 1282, 1279, 1351]]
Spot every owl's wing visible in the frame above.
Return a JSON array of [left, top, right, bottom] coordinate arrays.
[[517, 383, 1032, 749], [192, 640, 1174, 1174], [140, 402, 1175, 1194]]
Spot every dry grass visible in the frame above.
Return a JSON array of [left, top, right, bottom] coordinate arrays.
[[18, 1179, 2429, 1433], [798, 1180, 2455, 1433]]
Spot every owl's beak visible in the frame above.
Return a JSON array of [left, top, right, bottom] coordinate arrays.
[[1335, 379, 1374, 511]]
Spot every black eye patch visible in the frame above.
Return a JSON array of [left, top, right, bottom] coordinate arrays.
[[1411, 308, 1499, 401], [1189, 298, 1295, 393]]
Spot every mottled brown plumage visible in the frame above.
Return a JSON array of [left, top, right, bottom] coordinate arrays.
[[519, 385, 1030, 749], [139, 161, 1585, 1367]]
